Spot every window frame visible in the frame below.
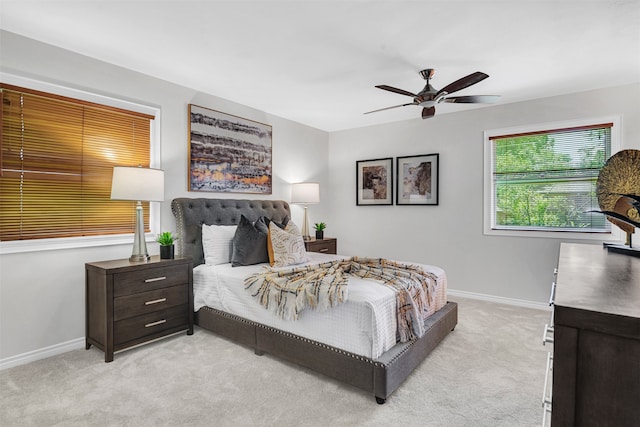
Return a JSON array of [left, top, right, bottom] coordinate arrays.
[[483, 115, 622, 240], [0, 73, 162, 254]]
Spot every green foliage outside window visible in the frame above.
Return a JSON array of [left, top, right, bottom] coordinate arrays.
[[493, 127, 611, 231]]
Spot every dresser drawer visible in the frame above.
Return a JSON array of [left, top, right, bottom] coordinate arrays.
[[114, 305, 188, 346], [114, 284, 188, 321], [114, 264, 189, 297]]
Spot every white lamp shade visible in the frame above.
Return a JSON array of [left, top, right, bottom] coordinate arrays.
[[291, 182, 320, 204], [111, 166, 165, 202]]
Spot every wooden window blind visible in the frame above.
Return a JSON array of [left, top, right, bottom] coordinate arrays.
[[0, 84, 154, 241]]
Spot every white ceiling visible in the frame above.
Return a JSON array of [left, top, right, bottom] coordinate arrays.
[[1, 0, 639, 132]]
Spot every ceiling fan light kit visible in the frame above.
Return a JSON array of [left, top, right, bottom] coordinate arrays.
[[366, 68, 500, 119]]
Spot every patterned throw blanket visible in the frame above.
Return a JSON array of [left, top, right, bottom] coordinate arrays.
[[244, 257, 438, 342]]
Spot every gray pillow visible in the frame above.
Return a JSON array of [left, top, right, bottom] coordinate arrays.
[[231, 215, 270, 266]]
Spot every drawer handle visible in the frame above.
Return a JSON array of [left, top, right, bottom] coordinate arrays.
[[145, 276, 167, 283], [145, 298, 167, 305], [319, 248, 329, 253], [542, 401, 552, 426], [548, 281, 556, 306], [542, 352, 553, 427], [542, 352, 553, 406], [542, 324, 554, 345], [145, 319, 167, 328]]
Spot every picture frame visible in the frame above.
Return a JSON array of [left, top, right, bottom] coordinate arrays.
[[396, 153, 439, 205], [356, 157, 393, 205], [188, 104, 272, 194]]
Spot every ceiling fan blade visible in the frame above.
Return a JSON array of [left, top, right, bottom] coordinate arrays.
[[364, 102, 417, 115], [421, 106, 435, 119], [375, 85, 417, 98], [437, 71, 489, 96], [441, 95, 500, 104]]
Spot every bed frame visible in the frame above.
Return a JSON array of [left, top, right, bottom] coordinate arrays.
[[171, 198, 458, 403]]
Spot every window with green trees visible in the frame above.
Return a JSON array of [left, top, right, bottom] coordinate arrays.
[[487, 122, 613, 233]]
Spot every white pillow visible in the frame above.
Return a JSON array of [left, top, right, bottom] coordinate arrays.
[[202, 224, 238, 265], [267, 221, 309, 268]]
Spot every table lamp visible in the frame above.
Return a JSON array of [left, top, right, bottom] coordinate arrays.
[[111, 166, 165, 262], [291, 182, 320, 241]]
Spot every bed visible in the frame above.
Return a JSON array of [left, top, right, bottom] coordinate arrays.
[[171, 198, 458, 403]]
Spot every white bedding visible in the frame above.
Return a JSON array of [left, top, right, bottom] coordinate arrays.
[[193, 252, 447, 359]]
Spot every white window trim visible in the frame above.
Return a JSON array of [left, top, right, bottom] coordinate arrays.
[[483, 115, 623, 241], [0, 72, 162, 254]]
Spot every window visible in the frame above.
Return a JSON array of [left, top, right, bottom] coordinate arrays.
[[484, 117, 620, 238], [0, 77, 159, 251]]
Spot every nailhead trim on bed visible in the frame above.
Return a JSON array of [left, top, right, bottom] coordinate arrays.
[[382, 337, 415, 366], [257, 322, 384, 366], [198, 306, 425, 368], [200, 307, 381, 366], [172, 202, 185, 257]]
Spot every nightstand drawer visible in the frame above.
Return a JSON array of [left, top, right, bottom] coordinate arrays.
[[114, 264, 189, 297], [305, 238, 337, 254], [114, 284, 188, 321], [114, 305, 188, 346], [86, 256, 193, 362]]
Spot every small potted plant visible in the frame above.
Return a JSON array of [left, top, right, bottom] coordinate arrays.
[[314, 222, 326, 240], [156, 231, 177, 259]]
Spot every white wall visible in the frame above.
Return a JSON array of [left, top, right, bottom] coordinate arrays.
[[0, 31, 330, 363], [1, 29, 639, 365], [328, 83, 640, 304]]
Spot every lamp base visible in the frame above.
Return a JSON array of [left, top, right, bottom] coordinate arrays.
[[301, 204, 311, 241], [130, 254, 151, 262], [130, 201, 150, 263]]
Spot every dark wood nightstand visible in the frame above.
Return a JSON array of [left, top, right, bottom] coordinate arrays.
[[85, 256, 193, 362], [304, 237, 337, 254]]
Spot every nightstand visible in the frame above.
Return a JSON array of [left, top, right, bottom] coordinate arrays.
[[85, 256, 193, 362], [304, 237, 337, 254]]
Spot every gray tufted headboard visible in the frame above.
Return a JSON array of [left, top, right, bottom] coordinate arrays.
[[171, 198, 291, 266]]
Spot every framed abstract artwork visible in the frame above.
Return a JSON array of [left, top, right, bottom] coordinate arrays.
[[188, 104, 272, 193], [396, 153, 439, 205], [356, 158, 393, 205]]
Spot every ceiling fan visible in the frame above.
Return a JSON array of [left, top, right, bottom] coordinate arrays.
[[365, 68, 500, 119]]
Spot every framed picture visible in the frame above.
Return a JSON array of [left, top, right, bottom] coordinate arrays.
[[188, 104, 272, 193], [396, 153, 439, 205], [356, 158, 393, 205]]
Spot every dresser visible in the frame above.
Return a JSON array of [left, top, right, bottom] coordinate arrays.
[[549, 243, 640, 426], [304, 237, 337, 254], [85, 256, 193, 362]]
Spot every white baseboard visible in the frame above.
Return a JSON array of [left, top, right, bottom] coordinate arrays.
[[0, 337, 85, 371], [448, 288, 550, 311]]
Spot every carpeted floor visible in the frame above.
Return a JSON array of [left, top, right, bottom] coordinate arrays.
[[0, 297, 550, 426]]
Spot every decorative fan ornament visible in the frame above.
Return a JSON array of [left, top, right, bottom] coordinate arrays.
[[365, 68, 500, 119], [594, 149, 640, 255]]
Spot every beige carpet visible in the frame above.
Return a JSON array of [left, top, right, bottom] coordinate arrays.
[[0, 297, 550, 426]]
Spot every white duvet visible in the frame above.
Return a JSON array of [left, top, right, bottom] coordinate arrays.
[[193, 252, 447, 359]]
